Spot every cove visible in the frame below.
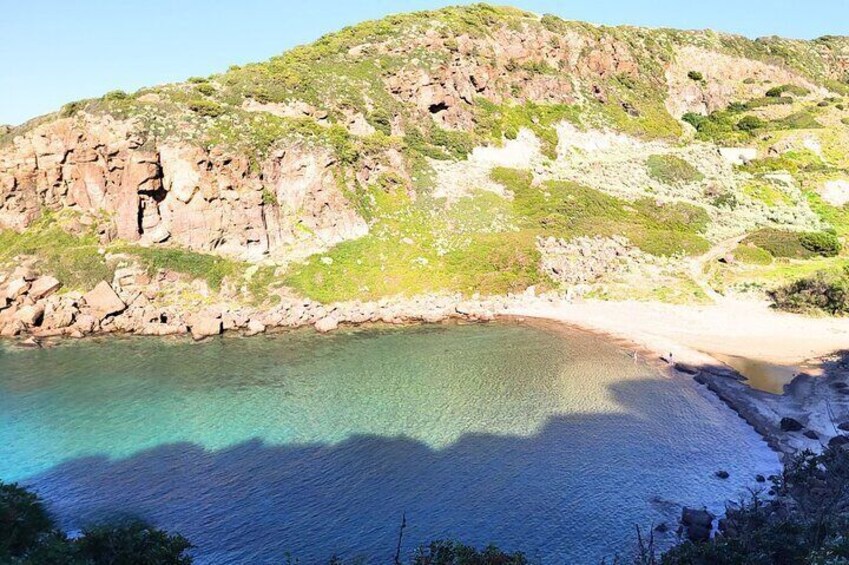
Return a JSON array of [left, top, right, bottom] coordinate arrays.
[[0, 321, 779, 564]]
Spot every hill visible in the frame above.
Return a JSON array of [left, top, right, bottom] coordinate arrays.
[[1, 3, 849, 337]]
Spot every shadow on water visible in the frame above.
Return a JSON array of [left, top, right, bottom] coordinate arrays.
[[20, 377, 777, 565]]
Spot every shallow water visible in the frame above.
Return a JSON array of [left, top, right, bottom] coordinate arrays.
[[0, 322, 778, 563], [712, 353, 800, 395]]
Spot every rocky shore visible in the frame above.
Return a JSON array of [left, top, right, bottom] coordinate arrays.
[[4, 260, 849, 465], [0, 263, 553, 344]]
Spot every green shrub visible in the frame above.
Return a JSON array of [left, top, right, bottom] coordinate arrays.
[[194, 83, 216, 97], [732, 244, 773, 265], [773, 111, 823, 130], [799, 231, 841, 256], [687, 70, 704, 81], [412, 540, 528, 564], [116, 245, 244, 291], [735, 115, 765, 131], [744, 228, 841, 258], [766, 84, 810, 98], [646, 154, 705, 185], [770, 269, 849, 314], [188, 99, 224, 117], [0, 482, 53, 559], [187, 76, 208, 84], [102, 90, 128, 101]]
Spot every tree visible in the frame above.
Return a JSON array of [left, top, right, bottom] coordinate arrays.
[[0, 482, 53, 559]]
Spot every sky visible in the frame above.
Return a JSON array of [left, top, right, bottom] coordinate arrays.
[[1, 0, 847, 125]]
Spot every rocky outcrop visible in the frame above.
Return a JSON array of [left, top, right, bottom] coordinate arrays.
[[0, 117, 367, 263]]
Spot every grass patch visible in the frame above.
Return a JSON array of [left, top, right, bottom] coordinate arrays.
[[742, 181, 793, 207], [114, 245, 245, 292], [732, 244, 774, 265], [474, 100, 581, 159], [0, 215, 112, 290], [646, 154, 704, 185]]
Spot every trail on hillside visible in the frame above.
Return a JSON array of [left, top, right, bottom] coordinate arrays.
[[688, 235, 746, 302]]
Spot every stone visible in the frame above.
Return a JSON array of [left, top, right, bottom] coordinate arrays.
[[681, 507, 714, 542], [12, 266, 37, 282], [780, 417, 804, 432], [314, 316, 339, 333], [828, 435, 849, 449], [14, 304, 44, 327], [82, 281, 126, 319], [837, 422, 849, 432], [715, 470, 730, 479], [189, 312, 222, 341], [755, 474, 766, 483], [28, 276, 61, 300], [804, 430, 820, 440], [245, 319, 266, 337], [5, 278, 30, 301]]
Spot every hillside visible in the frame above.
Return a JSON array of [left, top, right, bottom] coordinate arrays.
[[1, 3, 849, 338]]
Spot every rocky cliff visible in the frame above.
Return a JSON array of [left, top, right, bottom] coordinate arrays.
[[1, 4, 849, 339]]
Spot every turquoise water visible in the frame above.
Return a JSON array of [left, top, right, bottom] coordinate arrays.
[[0, 322, 778, 563]]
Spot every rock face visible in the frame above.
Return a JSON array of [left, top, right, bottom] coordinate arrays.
[[0, 118, 367, 263]]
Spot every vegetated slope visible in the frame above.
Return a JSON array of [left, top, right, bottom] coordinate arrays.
[[1, 3, 849, 307]]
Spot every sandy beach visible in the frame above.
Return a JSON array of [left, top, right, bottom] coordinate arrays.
[[509, 296, 849, 458]]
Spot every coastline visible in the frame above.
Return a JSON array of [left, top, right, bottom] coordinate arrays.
[[5, 276, 849, 460], [506, 297, 849, 460]]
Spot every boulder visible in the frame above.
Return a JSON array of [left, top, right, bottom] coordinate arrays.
[[245, 319, 266, 336], [804, 430, 820, 440], [82, 281, 126, 319], [681, 507, 714, 542], [189, 312, 222, 341], [315, 316, 339, 333], [828, 435, 849, 449], [14, 304, 44, 327], [11, 266, 37, 282], [780, 417, 804, 432], [28, 276, 62, 300], [837, 422, 849, 432], [6, 278, 30, 301], [715, 470, 730, 479]]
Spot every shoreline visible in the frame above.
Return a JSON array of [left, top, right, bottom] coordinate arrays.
[[5, 279, 849, 459]]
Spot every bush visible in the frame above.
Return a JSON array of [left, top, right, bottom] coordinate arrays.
[[799, 231, 841, 256], [662, 447, 849, 563], [770, 270, 849, 314], [102, 90, 128, 101], [194, 83, 216, 97], [0, 482, 53, 559], [412, 540, 527, 565], [735, 115, 765, 132], [687, 70, 704, 81], [188, 99, 224, 117], [646, 154, 705, 185], [744, 228, 841, 258], [765, 84, 810, 98]]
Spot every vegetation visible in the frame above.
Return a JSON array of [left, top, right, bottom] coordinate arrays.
[[646, 155, 705, 185], [661, 447, 849, 564], [770, 267, 849, 314], [0, 215, 112, 290], [743, 228, 841, 259], [0, 480, 192, 564], [115, 245, 246, 292]]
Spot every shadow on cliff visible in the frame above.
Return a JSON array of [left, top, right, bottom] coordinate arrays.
[[20, 376, 776, 564]]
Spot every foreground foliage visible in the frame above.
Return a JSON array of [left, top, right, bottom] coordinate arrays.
[[770, 267, 849, 314], [660, 446, 849, 565], [0, 481, 192, 564]]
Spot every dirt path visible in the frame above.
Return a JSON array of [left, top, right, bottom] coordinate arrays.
[[687, 235, 746, 302]]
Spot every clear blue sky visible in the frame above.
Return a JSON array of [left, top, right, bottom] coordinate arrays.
[[2, 0, 847, 125]]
